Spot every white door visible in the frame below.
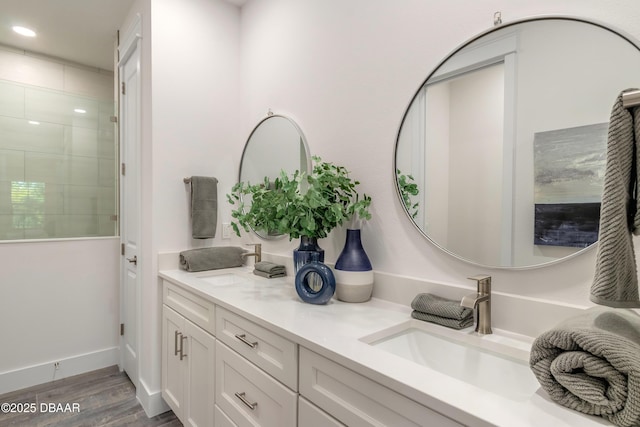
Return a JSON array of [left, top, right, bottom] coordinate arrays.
[[119, 27, 141, 387]]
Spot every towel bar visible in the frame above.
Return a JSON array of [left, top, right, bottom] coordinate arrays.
[[183, 177, 191, 184], [622, 89, 640, 108]]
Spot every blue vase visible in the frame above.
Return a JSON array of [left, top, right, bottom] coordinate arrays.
[[295, 252, 335, 305], [293, 236, 324, 275], [334, 229, 374, 302]]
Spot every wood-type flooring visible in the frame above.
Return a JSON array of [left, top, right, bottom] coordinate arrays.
[[0, 365, 181, 427]]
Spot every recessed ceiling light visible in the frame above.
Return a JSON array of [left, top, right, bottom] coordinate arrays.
[[28, 120, 40, 125], [74, 108, 87, 114], [12, 26, 36, 37]]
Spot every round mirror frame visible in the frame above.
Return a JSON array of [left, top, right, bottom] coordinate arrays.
[[238, 112, 312, 240], [393, 15, 640, 269]]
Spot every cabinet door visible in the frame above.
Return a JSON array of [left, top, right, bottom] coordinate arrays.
[[162, 305, 185, 419], [184, 319, 216, 427]]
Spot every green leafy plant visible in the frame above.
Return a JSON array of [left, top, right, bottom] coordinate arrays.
[[227, 156, 371, 239], [396, 169, 420, 219]]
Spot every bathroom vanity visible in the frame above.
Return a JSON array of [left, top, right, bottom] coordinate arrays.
[[159, 266, 608, 427]]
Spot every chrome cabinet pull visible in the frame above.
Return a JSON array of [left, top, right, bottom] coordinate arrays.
[[234, 333, 258, 349], [179, 335, 188, 360], [174, 331, 180, 356], [234, 392, 258, 410]]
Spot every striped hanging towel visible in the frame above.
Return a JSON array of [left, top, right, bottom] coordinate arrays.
[[591, 89, 640, 307]]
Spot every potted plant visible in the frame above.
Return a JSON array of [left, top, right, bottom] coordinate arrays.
[[227, 156, 371, 276]]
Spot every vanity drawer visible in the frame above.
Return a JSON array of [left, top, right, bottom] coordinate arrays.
[[299, 396, 346, 427], [163, 280, 215, 335], [216, 341, 297, 427], [299, 347, 463, 427], [216, 306, 297, 390], [215, 404, 238, 427]]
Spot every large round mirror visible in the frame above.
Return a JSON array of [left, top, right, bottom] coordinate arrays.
[[239, 113, 312, 239], [395, 17, 640, 268]]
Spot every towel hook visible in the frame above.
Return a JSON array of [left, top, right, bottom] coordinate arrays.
[[493, 11, 502, 26]]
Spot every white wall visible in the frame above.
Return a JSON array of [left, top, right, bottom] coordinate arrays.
[[0, 238, 119, 393], [124, 0, 242, 415], [235, 0, 640, 307]]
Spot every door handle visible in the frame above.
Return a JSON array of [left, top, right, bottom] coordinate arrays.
[[126, 255, 137, 265]]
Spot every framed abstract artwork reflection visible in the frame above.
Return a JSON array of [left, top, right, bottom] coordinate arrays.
[[533, 123, 607, 247]]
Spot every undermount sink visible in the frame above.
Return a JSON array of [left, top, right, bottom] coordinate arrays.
[[196, 272, 247, 287], [360, 320, 540, 401]]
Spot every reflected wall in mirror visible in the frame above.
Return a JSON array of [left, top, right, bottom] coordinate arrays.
[[395, 17, 640, 268], [238, 113, 311, 239]]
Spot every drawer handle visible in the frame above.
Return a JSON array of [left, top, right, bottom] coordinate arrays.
[[234, 333, 258, 349], [234, 392, 258, 410], [179, 335, 188, 360]]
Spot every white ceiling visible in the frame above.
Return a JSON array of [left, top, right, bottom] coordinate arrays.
[[0, 0, 136, 71]]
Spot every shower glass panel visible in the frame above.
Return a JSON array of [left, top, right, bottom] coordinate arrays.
[[0, 79, 117, 240]]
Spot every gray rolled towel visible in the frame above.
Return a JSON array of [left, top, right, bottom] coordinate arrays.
[[411, 310, 473, 330], [411, 293, 473, 320], [253, 261, 286, 278], [530, 307, 640, 427], [179, 246, 246, 272]]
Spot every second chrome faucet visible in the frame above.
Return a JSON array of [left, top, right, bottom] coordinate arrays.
[[461, 275, 492, 335]]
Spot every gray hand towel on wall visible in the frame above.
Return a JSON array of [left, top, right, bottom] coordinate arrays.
[[253, 261, 286, 278], [530, 307, 640, 427], [591, 90, 640, 308], [179, 247, 246, 272], [190, 176, 218, 239]]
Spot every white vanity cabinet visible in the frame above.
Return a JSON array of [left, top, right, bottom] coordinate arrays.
[[215, 306, 298, 427], [298, 396, 346, 427], [299, 347, 464, 427], [162, 281, 216, 427], [215, 306, 298, 389]]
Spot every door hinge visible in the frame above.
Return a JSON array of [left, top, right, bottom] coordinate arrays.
[[121, 243, 125, 255], [110, 116, 118, 123], [121, 82, 126, 95], [120, 323, 125, 336], [121, 163, 126, 176]]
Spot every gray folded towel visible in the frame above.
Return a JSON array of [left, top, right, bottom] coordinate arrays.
[[411, 310, 474, 330], [179, 246, 246, 272], [530, 307, 640, 427], [190, 176, 218, 239], [253, 261, 286, 278], [411, 293, 473, 320], [410, 294, 473, 330], [254, 270, 286, 279]]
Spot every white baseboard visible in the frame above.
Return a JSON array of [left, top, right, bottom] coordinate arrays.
[[137, 377, 170, 417], [0, 347, 119, 395]]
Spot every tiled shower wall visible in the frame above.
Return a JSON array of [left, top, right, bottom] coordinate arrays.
[[0, 46, 117, 240]]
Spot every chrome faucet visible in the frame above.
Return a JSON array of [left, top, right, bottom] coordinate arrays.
[[461, 275, 492, 335], [242, 243, 262, 263]]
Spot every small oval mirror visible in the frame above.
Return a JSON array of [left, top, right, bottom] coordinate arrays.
[[238, 113, 311, 239]]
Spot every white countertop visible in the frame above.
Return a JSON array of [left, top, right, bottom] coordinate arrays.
[[159, 267, 610, 427]]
